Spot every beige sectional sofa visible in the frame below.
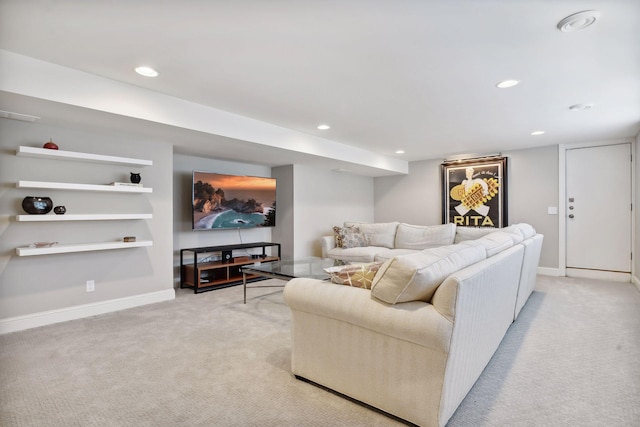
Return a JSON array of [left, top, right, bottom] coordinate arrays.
[[321, 221, 515, 262], [284, 222, 543, 427]]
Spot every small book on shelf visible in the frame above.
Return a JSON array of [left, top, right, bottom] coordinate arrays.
[[110, 182, 143, 187]]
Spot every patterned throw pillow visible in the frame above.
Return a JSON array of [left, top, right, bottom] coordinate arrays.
[[340, 226, 369, 249], [333, 225, 345, 248], [325, 262, 383, 289]]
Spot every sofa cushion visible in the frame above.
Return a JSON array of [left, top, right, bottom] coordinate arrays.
[[395, 223, 456, 250], [472, 231, 515, 257], [327, 246, 383, 262], [324, 262, 383, 289], [453, 226, 497, 243], [500, 225, 525, 244], [510, 223, 536, 239], [333, 225, 369, 249], [371, 243, 486, 304], [373, 248, 420, 262], [344, 221, 399, 249]]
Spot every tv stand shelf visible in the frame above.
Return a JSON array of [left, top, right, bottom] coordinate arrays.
[[180, 242, 281, 293]]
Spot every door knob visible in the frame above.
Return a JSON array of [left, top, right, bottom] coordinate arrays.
[[568, 214, 574, 219]]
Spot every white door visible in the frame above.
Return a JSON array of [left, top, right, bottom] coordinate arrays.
[[566, 143, 632, 272]]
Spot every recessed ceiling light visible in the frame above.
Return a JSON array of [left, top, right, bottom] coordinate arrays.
[[496, 80, 519, 89], [557, 11, 600, 32], [317, 124, 330, 130], [569, 103, 593, 111], [395, 150, 405, 154], [531, 130, 545, 136], [135, 66, 159, 77]]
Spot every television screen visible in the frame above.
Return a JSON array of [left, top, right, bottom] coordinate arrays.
[[192, 171, 276, 230]]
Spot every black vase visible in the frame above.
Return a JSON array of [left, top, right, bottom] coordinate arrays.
[[22, 196, 53, 214], [130, 172, 141, 184]]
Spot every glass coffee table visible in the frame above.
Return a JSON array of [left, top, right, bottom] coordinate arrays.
[[240, 257, 345, 303]]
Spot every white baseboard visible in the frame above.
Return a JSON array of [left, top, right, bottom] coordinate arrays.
[[537, 267, 561, 276], [632, 275, 640, 292], [566, 268, 631, 283], [0, 289, 176, 335]]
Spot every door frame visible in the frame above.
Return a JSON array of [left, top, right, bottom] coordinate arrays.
[[558, 139, 636, 280]]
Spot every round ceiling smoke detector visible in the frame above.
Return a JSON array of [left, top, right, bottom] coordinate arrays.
[[557, 10, 600, 32]]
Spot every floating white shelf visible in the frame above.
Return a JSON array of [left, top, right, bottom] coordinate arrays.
[[17, 146, 152, 167], [15, 213, 153, 222], [17, 180, 153, 193], [16, 240, 153, 256]]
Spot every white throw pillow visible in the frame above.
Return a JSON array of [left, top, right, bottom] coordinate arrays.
[[394, 223, 456, 250], [371, 243, 486, 304], [344, 221, 399, 249]]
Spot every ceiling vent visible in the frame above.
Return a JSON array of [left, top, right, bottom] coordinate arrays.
[[557, 10, 600, 32], [0, 110, 40, 122]]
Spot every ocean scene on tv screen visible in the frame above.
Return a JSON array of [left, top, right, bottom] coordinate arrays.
[[192, 172, 276, 230]]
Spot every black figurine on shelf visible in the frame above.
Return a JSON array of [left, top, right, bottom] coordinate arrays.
[[54, 206, 66, 215], [130, 172, 141, 184]]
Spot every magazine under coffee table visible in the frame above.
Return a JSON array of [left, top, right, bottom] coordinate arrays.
[[240, 257, 345, 303]]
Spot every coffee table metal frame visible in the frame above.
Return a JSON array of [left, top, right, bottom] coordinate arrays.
[[240, 257, 339, 303]]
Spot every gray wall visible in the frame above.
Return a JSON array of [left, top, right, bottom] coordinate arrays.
[[272, 165, 294, 259], [293, 166, 374, 258], [374, 145, 559, 269], [504, 146, 559, 269], [636, 133, 640, 284], [0, 119, 174, 319], [374, 159, 443, 226]]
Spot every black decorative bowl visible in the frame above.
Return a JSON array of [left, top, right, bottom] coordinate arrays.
[[22, 196, 53, 214]]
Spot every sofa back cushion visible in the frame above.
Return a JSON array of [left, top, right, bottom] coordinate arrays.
[[510, 223, 536, 239], [453, 226, 496, 243], [371, 243, 486, 304], [394, 223, 456, 250], [499, 225, 525, 244], [473, 231, 515, 257], [344, 221, 399, 249]]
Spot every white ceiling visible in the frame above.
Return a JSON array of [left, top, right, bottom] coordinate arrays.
[[1, 0, 639, 176]]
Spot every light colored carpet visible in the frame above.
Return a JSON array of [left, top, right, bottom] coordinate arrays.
[[1, 276, 639, 426]]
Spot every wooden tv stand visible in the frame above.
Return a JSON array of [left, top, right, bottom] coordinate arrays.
[[180, 242, 280, 293]]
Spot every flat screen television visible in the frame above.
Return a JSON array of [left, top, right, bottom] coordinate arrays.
[[192, 171, 276, 230]]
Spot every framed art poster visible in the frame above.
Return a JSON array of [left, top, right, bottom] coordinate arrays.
[[441, 157, 507, 227]]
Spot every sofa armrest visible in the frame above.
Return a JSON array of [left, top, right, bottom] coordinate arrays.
[[283, 278, 452, 352], [320, 235, 336, 258]]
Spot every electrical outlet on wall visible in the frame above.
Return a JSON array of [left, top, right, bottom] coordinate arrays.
[[86, 280, 95, 292]]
